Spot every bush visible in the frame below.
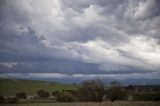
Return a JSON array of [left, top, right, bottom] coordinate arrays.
[[63, 90, 79, 96], [5, 97, 18, 104], [37, 90, 50, 99], [78, 79, 104, 102], [133, 92, 160, 101], [106, 81, 128, 102], [0, 95, 5, 104], [16, 92, 27, 99], [154, 92, 160, 100], [57, 92, 75, 102], [52, 90, 60, 97]]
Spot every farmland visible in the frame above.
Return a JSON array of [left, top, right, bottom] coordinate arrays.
[[0, 101, 160, 106], [0, 79, 78, 96], [0, 79, 160, 105]]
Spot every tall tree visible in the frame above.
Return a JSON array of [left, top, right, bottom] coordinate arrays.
[[79, 78, 104, 102]]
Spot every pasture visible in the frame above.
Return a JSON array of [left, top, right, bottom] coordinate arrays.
[[0, 79, 78, 96]]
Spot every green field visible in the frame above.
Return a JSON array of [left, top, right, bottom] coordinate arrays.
[[0, 79, 78, 96], [0, 101, 159, 106]]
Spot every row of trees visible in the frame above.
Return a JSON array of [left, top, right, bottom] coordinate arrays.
[[49, 79, 128, 102], [51, 79, 160, 102]]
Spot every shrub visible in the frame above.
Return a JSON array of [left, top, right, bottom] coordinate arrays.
[[133, 92, 160, 101], [5, 97, 18, 104], [63, 90, 79, 96], [106, 81, 128, 102], [0, 95, 5, 104], [154, 92, 160, 101], [52, 90, 60, 97], [37, 90, 50, 99], [57, 92, 75, 102], [16, 92, 27, 99]]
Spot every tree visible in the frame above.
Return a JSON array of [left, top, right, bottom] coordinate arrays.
[[52, 90, 60, 97], [78, 79, 104, 102], [106, 81, 128, 102], [57, 92, 75, 102], [16, 92, 27, 99], [37, 90, 50, 99], [0, 95, 5, 104]]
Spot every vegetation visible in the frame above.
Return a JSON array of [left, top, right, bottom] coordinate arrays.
[[16, 92, 27, 99], [4, 97, 18, 104], [133, 92, 160, 101], [0, 95, 18, 104], [57, 92, 75, 102], [52, 90, 60, 97], [78, 79, 104, 102], [0, 79, 160, 104], [106, 81, 128, 102], [0, 95, 5, 104], [37, 90, 51, 99], [0, 79, 78, 96]]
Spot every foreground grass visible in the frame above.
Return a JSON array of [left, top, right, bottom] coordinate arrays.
[[0, 79, 78, 96], [0, 101, 160, 106]]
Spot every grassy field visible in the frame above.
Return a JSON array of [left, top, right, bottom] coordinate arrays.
[[0, 101, 159, 106], [0, 79, 78, 96]]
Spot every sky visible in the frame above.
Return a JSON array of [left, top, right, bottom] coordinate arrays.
[[0, 0, 160, 82]]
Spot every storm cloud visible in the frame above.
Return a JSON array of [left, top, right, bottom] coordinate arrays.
[[0, 0, 160, 80]]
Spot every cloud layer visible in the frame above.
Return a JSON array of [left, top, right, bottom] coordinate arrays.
[[0, 0, 160, 80]]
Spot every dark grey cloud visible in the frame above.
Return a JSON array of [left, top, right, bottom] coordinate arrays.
[[0, 0, 160, 80], [135, 0, 160, 20]]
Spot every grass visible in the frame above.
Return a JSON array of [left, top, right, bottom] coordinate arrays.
[[0, 101, 159, 106], [0, 79, 78, 96]]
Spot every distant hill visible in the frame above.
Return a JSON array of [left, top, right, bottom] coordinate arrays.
[[102, 78, 160, 86], [49, 78, 160, 85], [0, 79, 78, 96]]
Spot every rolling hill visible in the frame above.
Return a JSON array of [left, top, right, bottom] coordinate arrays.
[[0, 79, 78, 96]]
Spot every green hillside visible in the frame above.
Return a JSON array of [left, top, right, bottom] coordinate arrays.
[[0, 79, 78, 96]]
